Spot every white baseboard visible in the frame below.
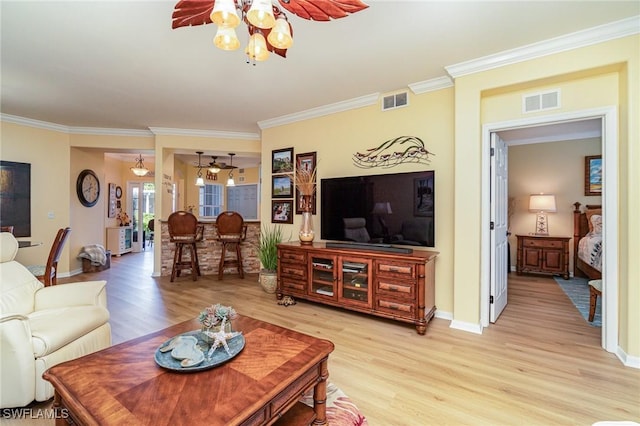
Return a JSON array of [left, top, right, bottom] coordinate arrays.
[[617, 347, 640, 369], [450, 320, 483, 334]]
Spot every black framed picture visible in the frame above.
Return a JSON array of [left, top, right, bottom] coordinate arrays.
[[295, 151, 317, 214], [272, 200, 293, 224], [272, 174, 293, 198], [272, 148, 294, 174]]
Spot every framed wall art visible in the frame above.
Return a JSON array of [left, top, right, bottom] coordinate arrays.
[[272, 175, 293, 198], [584, 155, 602, 196], [272, 200, 293, 224], [108, 183, 117, 218], [295, 151, 317, 214], [272, 148, 294, 174]]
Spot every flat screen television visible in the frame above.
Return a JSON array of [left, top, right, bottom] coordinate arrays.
[[321, 170, 434, 247]]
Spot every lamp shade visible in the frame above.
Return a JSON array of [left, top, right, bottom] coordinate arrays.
[[267, 17, 293, 49], [195, 176, 205, 186], [131, 154, 149, 176], [371, 202, 392, 215], [529, 194, 556, 212], [247, 0, 276, 29], [210, 0, 240, 28], [214, 27, 240, 50], [245, 32, 270, 61]]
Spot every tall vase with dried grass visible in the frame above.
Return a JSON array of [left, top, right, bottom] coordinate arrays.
[[295, 166, 317, 245]]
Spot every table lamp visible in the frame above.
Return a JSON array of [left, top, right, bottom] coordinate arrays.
[[529, 194, 556, 235]]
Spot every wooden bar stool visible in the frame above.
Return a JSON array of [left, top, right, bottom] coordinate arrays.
[[215, 211, 247, 280], [168, 211, 202, 282]]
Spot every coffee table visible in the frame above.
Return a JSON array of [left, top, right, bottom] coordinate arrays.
[[43, 315, 334, 425]]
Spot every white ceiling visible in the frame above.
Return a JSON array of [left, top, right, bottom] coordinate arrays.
[[1, 1, 638, 166]]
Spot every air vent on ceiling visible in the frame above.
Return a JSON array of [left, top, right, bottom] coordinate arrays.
[[382, 92, 408, 111], [523, 89, 560, 113]]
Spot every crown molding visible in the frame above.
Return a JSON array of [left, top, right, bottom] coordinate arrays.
[[0, 113, 154, 137], [148, 127, 260, 140], [408, 76, 454, 94], [258, 93, 380, 130], [1, 113, 70, 133], [446, 15, 640, 78], [68, 127, 153, 137]]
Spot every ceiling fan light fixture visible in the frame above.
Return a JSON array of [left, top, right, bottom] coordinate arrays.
[[131, 154, 149, 176], [267, 16, 292, 49], [247, 0, 276, 29], [245, 31, 269, 61], [214, 27, 240, 50], [210, 0, 240, 28], [226, 152, 236, 186]]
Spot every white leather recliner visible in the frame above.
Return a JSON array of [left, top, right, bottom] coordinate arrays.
[[0, 232, 112, 408]]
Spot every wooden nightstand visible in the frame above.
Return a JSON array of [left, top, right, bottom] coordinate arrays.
[[516, 235, 570, 280]]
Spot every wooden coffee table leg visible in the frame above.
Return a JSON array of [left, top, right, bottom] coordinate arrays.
[[312, 359, 329, 426]]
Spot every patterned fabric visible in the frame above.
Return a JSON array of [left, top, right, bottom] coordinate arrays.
[[301, 382, 368, 426], [77, 244, 108, 266], [578, 232, 602, 272]]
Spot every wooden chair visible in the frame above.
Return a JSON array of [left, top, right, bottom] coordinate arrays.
[[215, 211, 247, 280], [147, 218, 155, 248], [588, 279, 602, 322], [0, 226, 14, 234], [26, 227, 71, 286], [167, 211, 202, 282]]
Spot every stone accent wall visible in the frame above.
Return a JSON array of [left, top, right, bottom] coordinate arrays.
[[160, 221, 261, 277]]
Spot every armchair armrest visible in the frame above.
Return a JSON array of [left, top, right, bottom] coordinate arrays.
[[0, 314, 36, 408], [34, 280, 107, 311]]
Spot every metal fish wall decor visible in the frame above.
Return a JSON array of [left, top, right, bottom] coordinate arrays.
[[352, 136, 434, 169]]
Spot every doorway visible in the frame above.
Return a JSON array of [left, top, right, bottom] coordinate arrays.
[[482, 107, 618, 353], [127, 181, 156, 252]]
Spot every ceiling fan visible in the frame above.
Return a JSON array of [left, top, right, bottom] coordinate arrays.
[[207, 155, 237, 173]]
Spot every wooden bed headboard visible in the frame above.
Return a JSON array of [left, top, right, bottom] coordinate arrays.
[[573, 202, 602, 240]]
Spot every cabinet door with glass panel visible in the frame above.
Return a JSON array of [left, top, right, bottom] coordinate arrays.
[[310, 254, 337, 300], [339, 257, 372, 307]]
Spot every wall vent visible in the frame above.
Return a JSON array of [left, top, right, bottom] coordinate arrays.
[[523, 89, 560, 113], [238, 176, 245, 182], [382, 92, 408, 111]]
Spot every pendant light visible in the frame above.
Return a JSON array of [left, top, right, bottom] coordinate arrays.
[[131, 154, 149, 176], [195, 151, 205, 186], [226, 153, 236, 187]]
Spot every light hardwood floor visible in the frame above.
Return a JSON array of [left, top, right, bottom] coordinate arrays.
[[9, 250, 640, 425]]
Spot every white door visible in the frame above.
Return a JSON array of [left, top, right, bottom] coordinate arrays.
[[490, 133, 509, 322], [127, 182, 155, 252]]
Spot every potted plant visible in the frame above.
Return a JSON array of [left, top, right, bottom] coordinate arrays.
[[257, 224, 285, 293]]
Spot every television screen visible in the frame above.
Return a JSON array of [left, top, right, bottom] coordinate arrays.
[[0, 160, 31, 237], [321, 170, 434, 247]]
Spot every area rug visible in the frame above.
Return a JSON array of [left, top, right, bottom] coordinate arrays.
[[554, 276, 601, 327], [301, 382, 368, 425]]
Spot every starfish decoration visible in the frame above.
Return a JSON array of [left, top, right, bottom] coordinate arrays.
[[205, 317, 242, 357]]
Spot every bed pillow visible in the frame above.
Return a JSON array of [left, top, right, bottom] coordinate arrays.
[[590, 214, 602, 234], [586, 208, 602, 232]]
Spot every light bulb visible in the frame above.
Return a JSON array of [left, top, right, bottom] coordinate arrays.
[[267, 17, 292, 49], [210, 0, 240, 28], [214, 27, 240, 50], [247, 0, 275, 29], [245, 32, 269, 61]]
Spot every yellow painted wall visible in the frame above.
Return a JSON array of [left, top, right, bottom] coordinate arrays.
[[261, 88, 455, 315], [454, 34, 639, 356], [507, 138, 602, 271], [0, 122, 71, 271]]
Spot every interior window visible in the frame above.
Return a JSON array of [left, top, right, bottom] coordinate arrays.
[[199, 184, 223, 218]]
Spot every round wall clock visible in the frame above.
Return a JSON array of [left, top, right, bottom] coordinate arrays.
[[115, 186, 122, 199], [76, 169, 100, 207]]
